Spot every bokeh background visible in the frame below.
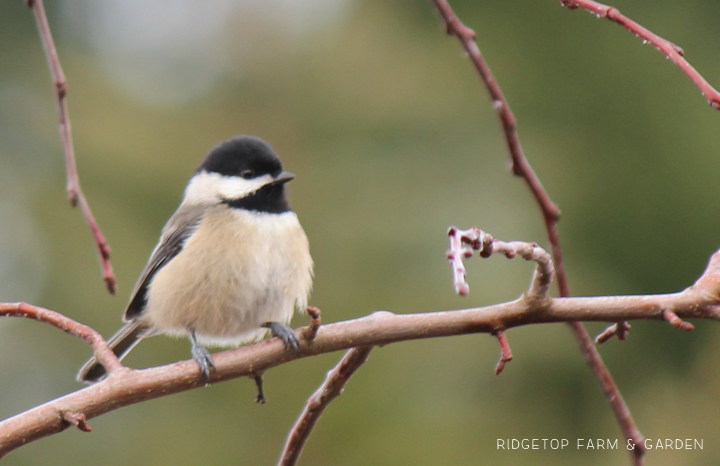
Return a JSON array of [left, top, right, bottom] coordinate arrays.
[[1, 0, 719, 465]]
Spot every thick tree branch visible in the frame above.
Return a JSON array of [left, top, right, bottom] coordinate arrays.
[[1, 246, 720, 459], [26, 0, 116, 294], [430, 1, 644, 462], [560, 0, 720, 109], [278, 346, 373, 466]]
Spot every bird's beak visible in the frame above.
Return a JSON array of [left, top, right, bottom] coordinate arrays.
[[271, 171, 295, 185]]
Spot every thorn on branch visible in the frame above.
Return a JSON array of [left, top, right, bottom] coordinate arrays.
[[62, 411, 92, 432], [595, 321, 631, 344], [493, 330, 513, 375], [303, 306, 322, 342], [662, 309, 695, 331]]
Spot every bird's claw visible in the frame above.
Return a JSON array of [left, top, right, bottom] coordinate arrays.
[[261, 322, 299, 352]]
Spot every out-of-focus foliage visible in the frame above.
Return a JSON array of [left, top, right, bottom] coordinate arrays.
[[1, 1, 719, 465]]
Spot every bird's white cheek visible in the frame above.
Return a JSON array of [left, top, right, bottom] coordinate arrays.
[[183, 171, 273, 204]]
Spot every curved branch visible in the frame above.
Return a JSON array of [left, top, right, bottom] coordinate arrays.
[[560, 0, 720, 109], [448, 227, 555, 301], [0, 302, 121, 375], [429, 2, 644, 462], [1, 247, 720, 458], [27, 0, 116, 294]]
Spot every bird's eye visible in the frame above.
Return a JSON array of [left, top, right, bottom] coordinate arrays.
[[240, 169, 254, 179]]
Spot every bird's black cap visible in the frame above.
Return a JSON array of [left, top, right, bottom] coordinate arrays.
[[200, 136, 294, 214], [198, 135, 284, 180]]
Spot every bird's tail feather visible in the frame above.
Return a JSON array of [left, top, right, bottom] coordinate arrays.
[[77, 320, 150, 383]]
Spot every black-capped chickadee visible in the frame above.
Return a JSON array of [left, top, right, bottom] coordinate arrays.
[[78, 135, 313, 383]]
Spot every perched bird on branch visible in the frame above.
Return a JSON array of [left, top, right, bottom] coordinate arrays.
[[78, 135, 313, 384]]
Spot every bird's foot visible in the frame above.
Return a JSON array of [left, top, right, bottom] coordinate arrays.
[[261, 322, 299, 352], [190, 330, 216, 382]]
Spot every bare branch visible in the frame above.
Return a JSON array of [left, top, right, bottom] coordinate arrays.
[[278, 346, 373, 466], [662, 309, 695, 331], [26, 0, 116, 294], [302, 306, 322, 342], [430, 1, 561, 224], [429, 2, 644, 460], [0, 302, 121, 375], [448, 227, 555, 301], [596, 321, 632, 344], [447, 227, 475, 296], [560, 0, 720, 109], [492, 330, 513, 375], [2, 246, 720, 458]]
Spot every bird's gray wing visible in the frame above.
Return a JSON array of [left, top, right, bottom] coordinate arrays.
[[123, 203, 207, 321]]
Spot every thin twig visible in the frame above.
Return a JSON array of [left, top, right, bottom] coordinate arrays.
[[278, 346, 373, 466], [26, 0, 116, 294], [430, 1, 645, 462], [560, 0, 720, 109], [448, 227, 554, 301], [303, 306, 322, 342], [662, 309, 695, 331], [596, 321, 632, 344], [0, 302, 121, 374], [493, 330, 513, 375], [430, 1, 561, 223], [447, 227, 475, 296]]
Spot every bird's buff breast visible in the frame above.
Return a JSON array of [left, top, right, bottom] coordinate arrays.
[[143, 207, 313, 347]]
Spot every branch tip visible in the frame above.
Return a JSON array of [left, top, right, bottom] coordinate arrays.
[[303, 306, 322, 342], [561, 0, 720, 109], [493, 330, 513, 375], [0, 302, 122, 374], [29, 0, 116, 293], [662, 309, 695, 331], [447, 228, 555, 300], [595, 321, 632, 344]]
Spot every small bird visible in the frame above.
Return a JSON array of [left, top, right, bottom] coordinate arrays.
[[78, 135, 313, 384]]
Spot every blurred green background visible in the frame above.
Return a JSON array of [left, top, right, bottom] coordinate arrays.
[[1, 0, 719, 465]]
